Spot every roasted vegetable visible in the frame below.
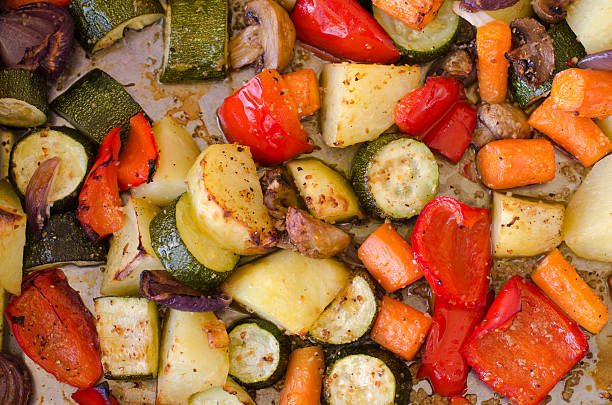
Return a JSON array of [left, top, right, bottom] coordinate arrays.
[[0, 179, 26, 295], [0, 69, 47, 127], [566, 0, 612, 54], [0, 353, 32, 405], [285, 207, 351, 259], [72, 382, 120, 405], [472, 102, 531, 148]]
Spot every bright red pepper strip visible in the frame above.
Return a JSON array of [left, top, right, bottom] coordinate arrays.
[[417, 292, 493, 397], [422, 101, 477, 163], [411, 196, 491, 308], [72, 382, 120, 405], [462, 276, 588, 405], [394, 77, 463, 137], [290, 0, 400, 64], [117, 112, 159, 191], [76, 127, 123, 240], [218, 69, 313, 166], [6, 268, 101, 389]]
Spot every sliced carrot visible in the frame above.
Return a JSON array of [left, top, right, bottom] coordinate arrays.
[[476, 20, 512, 103], [282, 69, 321, 119], [372, 0, 444, 31], [450, 397, 470, 405], [551, 69, 612, 119], [370, 296, 432, 361], [531, 249, 609, 334], [528, 97, 612, 167], [357, 222, 422, 293], [476, 139, 556, 189], [279, 346, 325, 405]]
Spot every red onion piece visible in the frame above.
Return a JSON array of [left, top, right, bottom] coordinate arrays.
[[25, 157, 60, 237], [0, 353, 33, 405], [461, 0, 519, 11], [578, 50, 612, 71]]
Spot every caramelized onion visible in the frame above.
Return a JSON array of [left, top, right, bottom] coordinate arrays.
[[25, 157, 59, 237], [578, 50, 612, 71], [461, 0, 519, 11], [0, 353, 32, 405]]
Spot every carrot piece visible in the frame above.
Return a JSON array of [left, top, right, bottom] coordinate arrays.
[[450, 397, 470, 405], [282, 69, 321, 119], [551, 69, 612, 119], [476, 139, 556, 189], [528, 97, 612, 167], [357, 222, 422, 293], [531, 249, 609, 334], [370, 296, 432, 361], [279, 346, 325, 405], [476, 20, 511, 103], [372, 0, 444, 31]]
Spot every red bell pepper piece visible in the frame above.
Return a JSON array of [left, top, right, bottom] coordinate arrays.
[[117, 112, 158, 191], [218, 69, 313, 166], [394, 77, 463, 137], [5, 268, 102, 389], [411, 196, 491, 308], [76, 127, 123, 240], [290, 0, 400, 64], [4, 0, 70, 8], [422, 101, 477, 163], [462, 276, 588, 405], [417, 292, 493, 397], [72, 382, 120, 405]]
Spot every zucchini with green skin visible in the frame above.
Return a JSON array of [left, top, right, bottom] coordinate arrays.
[[0, 69, 48, 128], [160, 0, 229, 83], [228, 318, 290, 389], [351, 134, 438, 220], [23, 211, 109, 271], [373, 0, 459, 64], [189, 377, 255, 405], [323, 345, 412, 405], [309, 273, 378, 345], [68, 0, 164, 53], [149, 193, 239, 292], [9, 126, 96, 212], [94, 297, 159, 380], [50, 69, 145, 144], [509, 21, 586, 108]]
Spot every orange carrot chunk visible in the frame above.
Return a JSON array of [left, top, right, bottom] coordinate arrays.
[[528, 97, 612, 167], [279, 346, 325, 405], [372, 0, 444, 31], [476, 139, 556, 189], [476, 20, 512, 103], [531, 249, 609, 334], [551, 68, 612, 119], [370, 296, 432, 361], [357, 222, 422, 293], [282, 69, 321, 119]]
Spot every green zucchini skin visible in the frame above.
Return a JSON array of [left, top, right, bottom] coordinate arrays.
[[149, 197, 238, 292], [50, 69, 145, 144], [23, 211, 109, 271], [323, 345, 412, 405], [8, 126, 96, 212], [351, 134, 438, 220], [228, 317, 291, 390], [510, 21, 586, 108], [160, 0, 229, 83], [69, 0, 164, 53], [0, 69, 48, 128]]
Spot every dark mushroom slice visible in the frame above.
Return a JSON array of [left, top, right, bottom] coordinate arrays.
[[472, 102, 531, 148], [505, 18, 555, 88], [285, 207, 351, 259], [0, 353, 32, 405], [428, 45, 476, 85], [229, 0, 296, 71], [24, 157, 60, 237], [260, 167, 301, 221], [531, 0, 571, 23]]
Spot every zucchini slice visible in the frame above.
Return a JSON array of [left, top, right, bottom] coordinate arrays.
[[23, 211, 109, 271], [50, 69, 145, 144], [94, 297, 159, 380], [189, 377, 255, 405], [351, 134, 438, 220], [0, 179, 26, 296], [9, 126, 96, 212], [0, 69, 48, 128], [149, 193, 239, 292], [309, 273, 378, 345], [228, 318, 290, 389], [160, 0, 229, 83], [324, 345, 412, 405], [68, 0, 163, 53], [373, 0, 459, 63]]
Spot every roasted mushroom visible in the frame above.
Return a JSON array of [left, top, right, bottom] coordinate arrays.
[[531, 0, 571, 23], [260, 167, 301, 222], [229, 0, 296, 71], [472, 102, 532, 148], [285, 207, 351, 259], [429, 46, 477, 85], [505, 18, 555, 88]]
